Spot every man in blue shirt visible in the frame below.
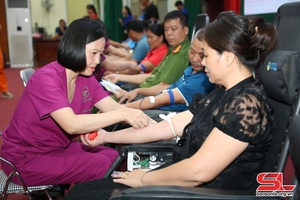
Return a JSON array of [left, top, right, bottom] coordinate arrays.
[[158, 66, 213, 111], [126, 19, 150, 63], [124, 28, 215, 119], [175, 1, 188, 21]]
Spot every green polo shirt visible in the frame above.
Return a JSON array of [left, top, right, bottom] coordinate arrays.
[[140, 39, 190, 88]]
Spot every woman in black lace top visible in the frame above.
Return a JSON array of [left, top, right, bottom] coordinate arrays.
[[65, 11, 278, 199]]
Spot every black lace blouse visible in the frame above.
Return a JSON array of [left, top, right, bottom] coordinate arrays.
[[172, 77, 275, 190]]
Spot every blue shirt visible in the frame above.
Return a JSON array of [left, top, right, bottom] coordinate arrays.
[[132, 34, 150, 63], [124, 38, 136, 49], [181, 8, 188, 18], [122, 15, 133, 28], [180, 8, 189, 21], [55, 26, 67, 36], [159, 66, 215, 112]]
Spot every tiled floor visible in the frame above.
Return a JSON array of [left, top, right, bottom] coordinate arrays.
[[6, 194, 29, 200], [0, 68, 23, 132]]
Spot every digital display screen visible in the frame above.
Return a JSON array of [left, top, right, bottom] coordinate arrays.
[[244, 0, 300, 15]]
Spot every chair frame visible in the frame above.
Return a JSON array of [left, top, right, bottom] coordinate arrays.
[[19, 68, 35, 87], [191, 13, 210, 41], [0, 67, 52, 199], [108, 2, 300, 198], [287, 115, 300, 200], [108, 58, 300, 200], [0, 156, 53, 200]]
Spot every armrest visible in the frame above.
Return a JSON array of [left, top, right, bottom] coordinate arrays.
[[107, 142, 283, 199], [125, 140, 175, 166], [110, 185, 281, 200], [103, 148, 128, 178], [103, 140, 175, 178], [124, 140, 176, 154]]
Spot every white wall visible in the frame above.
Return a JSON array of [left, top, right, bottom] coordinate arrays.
[[66, 0, 92, 23], [30, 0, 67, 36], [168, 0, 180, 11]]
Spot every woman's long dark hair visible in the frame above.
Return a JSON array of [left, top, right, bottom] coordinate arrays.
[[204, 11, 277, 70], [124, 6, 132, 15], [86, 4, 97, 15]]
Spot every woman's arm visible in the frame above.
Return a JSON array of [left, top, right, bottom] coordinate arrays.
[[118, 85, 169, 104], [81, 110, 193, 146], [138, 85, 170, 96], [94, 95, 127, 112], [50, 96, 152, 134], [103, 73, 150, 85], [100, 59, 137, 72], [133, 61, 156, 73], [113, 127, 248, 187], [108, 39, 130, 50], [105, 45, 132, 60], [126, 88, 185, 109]]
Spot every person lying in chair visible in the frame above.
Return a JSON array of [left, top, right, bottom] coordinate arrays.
[[94, 23, 168, 79], [65, 12, 278, 200], [104, 10, 190, 93], [110, 23, 168, 75], [122, 28, 215, 121]]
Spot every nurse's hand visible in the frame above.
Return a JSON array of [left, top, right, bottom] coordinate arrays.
[[121, 108, 156, 129]]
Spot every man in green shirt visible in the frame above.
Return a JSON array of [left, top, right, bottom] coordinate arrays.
[[104, 10, 190, 103]]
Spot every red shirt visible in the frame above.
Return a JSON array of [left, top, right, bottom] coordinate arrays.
[[89, 13, 99, 19], [140, 43, 168, 73]]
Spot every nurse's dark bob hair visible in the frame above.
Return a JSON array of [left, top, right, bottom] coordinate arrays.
[[57, 18, 106, 72]]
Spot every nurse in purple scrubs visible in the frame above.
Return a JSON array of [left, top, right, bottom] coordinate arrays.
[[1, 18, 152, 186]]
